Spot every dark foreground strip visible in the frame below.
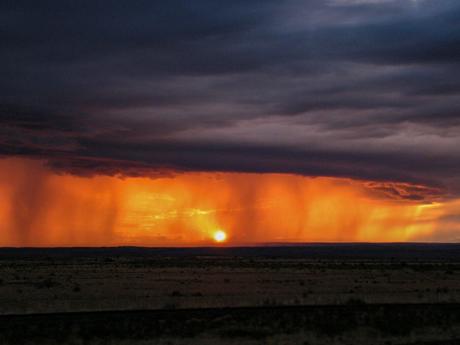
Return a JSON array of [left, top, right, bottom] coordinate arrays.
[[0, 303, 459, 343], [1, 243, 460, 260]]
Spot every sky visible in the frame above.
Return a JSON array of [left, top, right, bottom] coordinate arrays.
[[1, 0, 460, 246]]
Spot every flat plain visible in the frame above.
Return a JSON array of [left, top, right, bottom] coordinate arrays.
[[0, 244, 459, 344]]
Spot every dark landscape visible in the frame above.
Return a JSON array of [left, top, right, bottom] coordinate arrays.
[[1, 244, 459, 344]]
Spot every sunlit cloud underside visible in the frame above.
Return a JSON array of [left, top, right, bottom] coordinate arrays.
[[0, 158, 456, 247]]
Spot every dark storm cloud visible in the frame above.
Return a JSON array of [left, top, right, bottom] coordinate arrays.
[[1, 0, 460, 200]]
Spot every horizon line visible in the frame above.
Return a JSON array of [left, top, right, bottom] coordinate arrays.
[[1, 242, 459, 250]]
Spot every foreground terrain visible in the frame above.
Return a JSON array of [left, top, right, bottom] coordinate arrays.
[[0, 244, 459, 344]]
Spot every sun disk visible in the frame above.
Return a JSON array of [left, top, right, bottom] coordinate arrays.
[[213, 230, 227, 243]]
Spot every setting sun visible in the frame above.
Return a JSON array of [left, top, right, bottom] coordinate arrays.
[[213, 230, 227, 243]]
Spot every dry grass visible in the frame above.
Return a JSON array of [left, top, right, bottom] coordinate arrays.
[[0, 246, 459, 344]]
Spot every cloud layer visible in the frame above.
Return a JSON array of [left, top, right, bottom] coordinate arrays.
[[2, 0, 460, 200]]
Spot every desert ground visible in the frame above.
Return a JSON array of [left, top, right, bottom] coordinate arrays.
[[0, 244, 459, 344]]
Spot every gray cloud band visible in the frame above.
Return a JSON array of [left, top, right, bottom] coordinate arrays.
[[1, 0, 459, 200]]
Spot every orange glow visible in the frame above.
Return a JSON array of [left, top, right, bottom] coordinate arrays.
[[0, 158, 453, 247]]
